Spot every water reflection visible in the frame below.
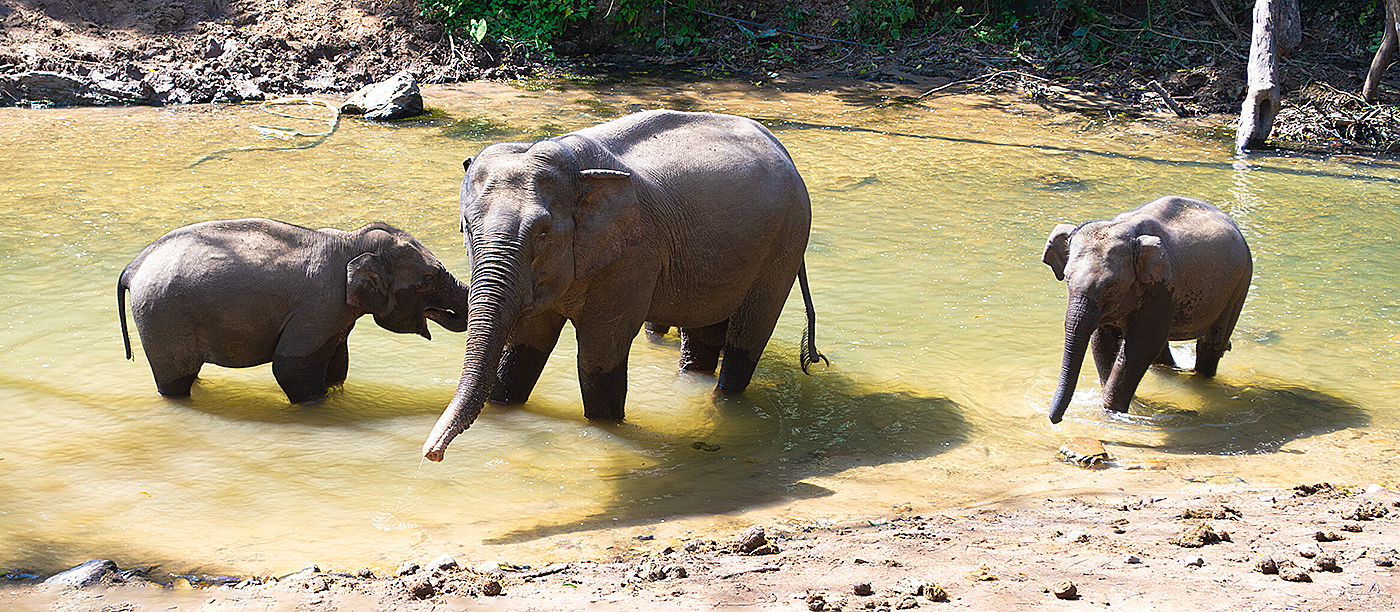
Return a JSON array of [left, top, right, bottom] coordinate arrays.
[[485, 364, 969, 544]]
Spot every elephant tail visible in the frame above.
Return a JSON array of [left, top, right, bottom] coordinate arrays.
[[798, 260, 829, 374], [118, 262, 136, 361]]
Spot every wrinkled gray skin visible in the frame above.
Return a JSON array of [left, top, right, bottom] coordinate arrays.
[[423, 110, 823, 462], [1041, 196, 1252, 424], [118, 219, 468, 403]]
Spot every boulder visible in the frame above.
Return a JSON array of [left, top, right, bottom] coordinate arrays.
[[341, 70, 423, 121], [43, 559, 118, 589]]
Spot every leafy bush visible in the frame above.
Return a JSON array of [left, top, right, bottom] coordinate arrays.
[[419, 0, 593, 49]]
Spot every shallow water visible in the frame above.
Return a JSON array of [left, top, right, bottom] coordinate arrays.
[[2, 78, 1398, 576]]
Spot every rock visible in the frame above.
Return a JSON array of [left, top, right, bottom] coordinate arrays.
[[480, 579, 502, 596], [1375, 553, 1396, 567], [805, 592, 826, 611], [476, 560, 503, 574], [43, 559, 118, 589], [340, 70, 422, 121], [1341, 523, 1364, 533], [684, 539, 708, 553], [1058, 437, 1109, 468], [1255, 556, 1278, 574], [1314, 531, 1344, 542], [1052, 580, 1078, 599], [1170, 523, 1225, 547], [735, 525, 774, 555], [355, 568, 375, 579], [1312, 555, 1339, 572], [630, 557, 687, 582], [1278, 563, 1311, 583], [1296, 542, 1321, 558], [395, 561, 419, 576], [924, 584, 949, 602], [405, 573, 435, 599], [1343, 501, 1389, 521], [427, 553, 459, 572], [853, 582, 873, 596], [895, 595, 919, 609], [1183, 556, 1205, 568], [1123, 554, 1142, 564]]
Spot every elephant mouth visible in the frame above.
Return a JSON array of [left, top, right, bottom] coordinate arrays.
[[425, 307, 468, 333]]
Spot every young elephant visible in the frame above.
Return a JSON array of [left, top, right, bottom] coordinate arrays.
[[1041, 196, 1252, 424], [421, 109, 827, 462], [118, 219, 469, 403]]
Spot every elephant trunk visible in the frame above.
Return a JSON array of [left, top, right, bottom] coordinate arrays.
[[425, 267, 471, 333], [1048, 297, 1099, 424], [422, 240, 525, 462]]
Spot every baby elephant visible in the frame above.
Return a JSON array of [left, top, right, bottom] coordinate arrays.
[[118, 218, 468, 403], [1041, 196, 1252, 424]]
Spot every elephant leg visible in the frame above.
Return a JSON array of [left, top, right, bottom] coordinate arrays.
[[1154, 343, 1176, 368], [574, 317, 642, 420], [1195, 287, 1247, 377], [491, 311, 567, 404], [680, 320, 727, 373], [273, 332, 344, 403], [150, 356, 201, 397], [325, 337, 350, 387], [1089, 327, 1121, 385], [1100, 297, 1173, 413], [716, 268, 795, 393]]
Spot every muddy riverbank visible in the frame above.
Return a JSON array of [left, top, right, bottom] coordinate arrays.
[[4, 483, 1396, 611]]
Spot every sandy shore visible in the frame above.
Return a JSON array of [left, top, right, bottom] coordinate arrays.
[[5, 482, 1395, 611]]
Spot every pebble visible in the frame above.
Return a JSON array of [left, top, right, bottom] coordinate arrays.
[[1255, 556, 1278, 574], [396, 561, 419, 576], [1052, 580, 1078, 599], [480, 579, 502, 596], [1183, 556, 1205, 568], [1297, 542, 1321, 558], [1312, 555, 1339, 572], [406, 574, 435, 599], [853, 582, 873, 596], [477, 560, 503, 573], [1123, 554, 1142, 565]]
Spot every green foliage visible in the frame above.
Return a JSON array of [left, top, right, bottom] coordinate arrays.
[[840, 0, 917, 43], [418, 0, 593, 50]]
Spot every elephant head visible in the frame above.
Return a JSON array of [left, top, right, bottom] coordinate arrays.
[[422, 140, 639, 461], [1041, 220, 1171, 424], [345, 223, 470, 339]]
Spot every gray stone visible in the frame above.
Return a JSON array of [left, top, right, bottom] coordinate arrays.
[[340, 70, 422, 121], [427, 553, 458, 572], [43, 559, 118, 589]]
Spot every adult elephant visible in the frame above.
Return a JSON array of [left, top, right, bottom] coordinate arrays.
[[1040, 196, 1252, 424], [118, 219, 468, 403], [422, 110, 826, 462]]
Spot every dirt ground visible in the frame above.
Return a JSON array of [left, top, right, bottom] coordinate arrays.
[[1, 0, 1397, 152], [3, 483, 1396, 611]]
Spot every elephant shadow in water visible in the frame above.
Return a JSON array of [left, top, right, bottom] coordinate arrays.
[[480, 359, 971, 545], [176, 374, 458, 426], [1102, 374, 1370, 456]]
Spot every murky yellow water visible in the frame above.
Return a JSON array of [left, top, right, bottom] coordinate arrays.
[[2, 77, 1398, 576]]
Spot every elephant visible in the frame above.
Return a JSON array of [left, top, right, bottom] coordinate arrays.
[[1041, 196, 1252, 424], [421, 109, 827, 462], [117, 218, 469, 403]]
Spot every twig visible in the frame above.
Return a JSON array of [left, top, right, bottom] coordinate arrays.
[[918, 70, 1050, 99], [1148, 80, 1188, 117], [1207, 0, 1245, 40], [717, 565, 780, 579]]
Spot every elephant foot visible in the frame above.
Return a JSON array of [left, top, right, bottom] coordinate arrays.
[[716, 346, 759, 393], [492, 345, 552, 403], [580, 362, 627, 420], [155, 373, 198, 398]]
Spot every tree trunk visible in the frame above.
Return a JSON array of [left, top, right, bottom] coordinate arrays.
[[1236, 0, 1294, 152], [1364, 0, 1400, 103]]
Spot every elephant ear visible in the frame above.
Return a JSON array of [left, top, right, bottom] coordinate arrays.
[[573, 168, 640, 280], [1134, 234, 1172, 285], [347, 252, 392, 315], [1042, 224, 1076, 281]]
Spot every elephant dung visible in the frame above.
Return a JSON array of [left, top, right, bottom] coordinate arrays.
[[1058, 438, 1110, 469]]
